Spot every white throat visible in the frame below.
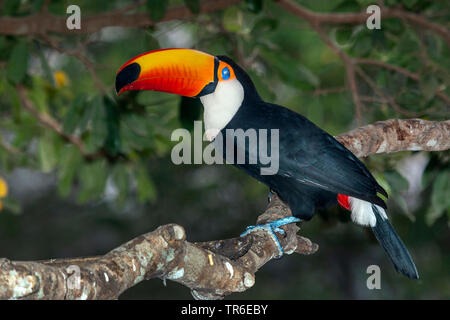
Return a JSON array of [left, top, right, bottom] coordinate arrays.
[[200, 79, 244, 141]]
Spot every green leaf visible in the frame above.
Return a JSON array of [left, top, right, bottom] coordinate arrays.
[[123, 114, 151, 137], [373, 173, 392, 199], [371, 29, 388, 51], [383, 170, 409, 193], [245, 0, 263, 13], [426, 34, 443, 60], [307, 98, 324, 127], [2, 0, 21, 15], [35, 41, 54, 87], [426, 170, 450, 225], [146, 0, 168, 21], [383, 18, 404, 35], [223, 6, 242, 33], [334, 0, 360, 12], [29, 76, 48, 112], [135, 165, 157, 203], [396, 195, 415, 221], [251, 17, 278, 37], [77, 160, 108, 203], [420, 72, 440, 102], [30, 0, 45, 13], [0, 36, 6, 52], [334, 27, 353, 46], [397, 31, 419, 55], [7, 41, 29, 84], [1, 198, 22, 215], [153, 134, 172, 157], [248, 70, 276, 102], [58, 146, 82, 197], [77, 97, 98, 134], [39, 134, 58, 173], [261, 50, 319, 90], [402, 0, 418, 9], [84, 96, 107, 153], [5, 82, 22, 122], [112, 164, 129, 207], [297, 64, 320, 88], [63, 94, 87, 135], [104, 96, 121, 157], [351, 32, 371, 56], [184, 0, 200, 14]]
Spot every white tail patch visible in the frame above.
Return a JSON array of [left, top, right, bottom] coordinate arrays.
[[348, 197, 387, 227]]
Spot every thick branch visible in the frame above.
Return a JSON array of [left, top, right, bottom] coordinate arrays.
[[1, 118, 448, 300], [335, 118, 450, 157], [0, 196, 314, 300]]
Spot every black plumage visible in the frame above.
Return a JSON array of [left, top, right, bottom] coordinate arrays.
[[371, 205, 419, 279]]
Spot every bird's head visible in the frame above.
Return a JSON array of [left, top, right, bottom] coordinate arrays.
[[115, 48, 260, 137]]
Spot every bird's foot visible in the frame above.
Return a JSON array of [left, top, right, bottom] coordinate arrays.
[[267, 190, 275, 203], [240, 216, 301, 258]]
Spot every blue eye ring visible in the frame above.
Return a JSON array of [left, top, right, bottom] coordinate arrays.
[[222, 67, 230, 80]]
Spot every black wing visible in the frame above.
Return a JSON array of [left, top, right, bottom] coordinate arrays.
[[225, 102, 387, 210], [274, 103, 387, 207]]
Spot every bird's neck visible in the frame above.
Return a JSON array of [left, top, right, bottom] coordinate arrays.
[[200, 78, 245, 141]]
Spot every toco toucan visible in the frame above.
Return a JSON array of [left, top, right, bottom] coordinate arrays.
[[115, 48, 419, 279]]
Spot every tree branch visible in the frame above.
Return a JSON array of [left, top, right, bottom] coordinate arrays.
[[2, 0, 446, 47], [16, 85, 85, 152], [1, 118, 448, 300], [0, 0, 243, 35], [0, 196, 315, 300], [335, 118, 450, 157], [276, 0, 450, 121], [355, 58, 450, 105], [16, 85, 104, 161], [276, 0, 450, 47], [37, 34, 107, 94]]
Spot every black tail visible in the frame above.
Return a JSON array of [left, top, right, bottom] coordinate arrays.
[[371, 204, 419, 279]]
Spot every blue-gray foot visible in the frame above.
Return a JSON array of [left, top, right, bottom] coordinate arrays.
[[240, 216, 301, 258], [267, 190, 275, 203]]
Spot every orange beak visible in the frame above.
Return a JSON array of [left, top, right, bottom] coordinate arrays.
[[115, 48, 218, 97]]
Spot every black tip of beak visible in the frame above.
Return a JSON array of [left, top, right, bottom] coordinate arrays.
[[115, 62, 141, 95]]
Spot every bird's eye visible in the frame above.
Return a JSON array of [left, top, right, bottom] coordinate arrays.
[[221, 67, 230, 80]]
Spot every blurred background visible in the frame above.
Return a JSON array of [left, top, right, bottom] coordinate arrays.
[[0, 0, 449, 299]]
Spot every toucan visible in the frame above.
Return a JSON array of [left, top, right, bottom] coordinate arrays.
[[115, 48, 419, 279]]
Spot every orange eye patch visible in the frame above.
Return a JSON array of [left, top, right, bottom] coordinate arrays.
[[218, 61, 235, 81]]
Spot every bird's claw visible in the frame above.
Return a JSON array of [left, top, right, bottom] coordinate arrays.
[[267, 190, 275, 203], [240, 216, 301, 258]]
